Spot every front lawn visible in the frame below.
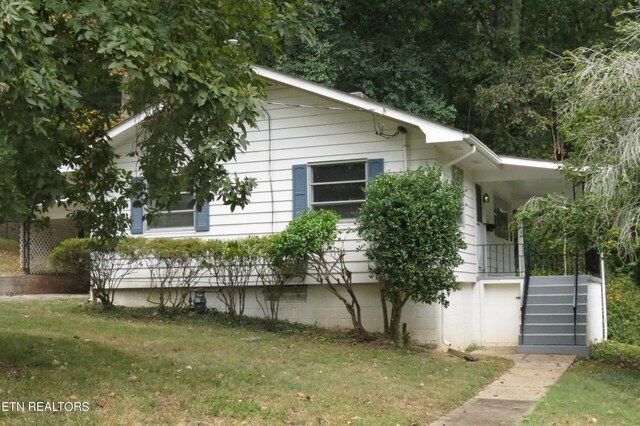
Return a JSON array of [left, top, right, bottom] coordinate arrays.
[[0, 300, 510, 425], [523, 359, 640, 425]]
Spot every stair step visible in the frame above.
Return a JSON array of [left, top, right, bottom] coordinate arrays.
[[527, 293, 587, 305], [518, 344, 589, 357], [525, 313, 587, 324], [528, 276, 582, 286], [528, 284, 588, 295], [526, 304, 587, 314], [520, 334, 587, 346], [523, 323, 586, 334]]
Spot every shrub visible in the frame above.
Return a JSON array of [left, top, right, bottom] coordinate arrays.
[[141, 238, 207, 312], [606, 275, 640, 345], [50, 238, 142, 309], [356, 166, 465, 345], [273, 210, 366, 334], [203, 238, 261, 317], [254, 234, 304, 320], [591, 341, 640, 369], [50, 238, 106, 286], [89, 238, 143, 309]]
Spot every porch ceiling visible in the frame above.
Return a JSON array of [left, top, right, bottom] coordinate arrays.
[[433, 141, 570, 207]]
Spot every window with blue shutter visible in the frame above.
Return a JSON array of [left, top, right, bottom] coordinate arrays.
[[299, 158, 384, 219], [130, 176, 210, 233]]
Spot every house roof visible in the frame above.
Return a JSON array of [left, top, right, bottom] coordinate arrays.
[[252, 66, 560, 173], [107, 65, 562, 176]]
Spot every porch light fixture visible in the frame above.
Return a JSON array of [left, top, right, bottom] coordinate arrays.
[[482, 193, 490, 203]]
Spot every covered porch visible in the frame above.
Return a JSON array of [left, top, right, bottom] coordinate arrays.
[[468, 154, 605, 357]]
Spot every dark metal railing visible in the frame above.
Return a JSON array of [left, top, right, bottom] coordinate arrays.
[[477, 243, 600, 277], [480, 242, 600, 347], [520, 244, 531, 344]]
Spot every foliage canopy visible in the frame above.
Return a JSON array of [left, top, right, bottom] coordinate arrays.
[[0, 0, 314, 239], [557, 10, 640, 257], [275, 0, 628, 159]]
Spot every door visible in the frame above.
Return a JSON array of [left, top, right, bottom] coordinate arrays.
[[483, 283, 521, 345]]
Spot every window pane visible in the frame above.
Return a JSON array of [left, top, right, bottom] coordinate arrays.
[[171, 194, 194, 211], [312, 163, 365, 183], [315, 203, 362, 218], [148, 211, 194, 229], [313, 183, 365, 202]]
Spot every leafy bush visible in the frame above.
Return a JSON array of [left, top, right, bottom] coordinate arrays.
[[357, 166, 465, 345], [50, 238, 107, 285], [204, 237, 262, 317], [591, 341, 640, 370], [141, 238, 207, 312], [606, 275, 640, 345], [50, 238, 142, 308], [273, 210, 366, 334], [254, 234, 304, 320]]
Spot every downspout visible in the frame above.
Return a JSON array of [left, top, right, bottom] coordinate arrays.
[[403, 133, 408, 170], [600, 255, 608, 341], [440, 300, 451, 347], [445, 144, 476, 168]]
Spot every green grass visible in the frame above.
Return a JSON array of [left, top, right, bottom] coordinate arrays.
[[0, 300, 511, 425], [523, 359, 640, 425], [0, 238, 21, 276]]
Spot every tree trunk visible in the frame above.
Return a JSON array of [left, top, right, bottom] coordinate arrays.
[[388, 292, 411, 346], [388, 301, 403, 346], [511, 0, 522, 51], [380, 288, 389, 337]]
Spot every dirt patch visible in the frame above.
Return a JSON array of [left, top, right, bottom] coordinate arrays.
[[0, 361, 23, 378], [0, 238, 22, 276]]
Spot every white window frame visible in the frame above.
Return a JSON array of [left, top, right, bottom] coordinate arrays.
[[308, 159, 368, 219], [146, 190, 196, 232]]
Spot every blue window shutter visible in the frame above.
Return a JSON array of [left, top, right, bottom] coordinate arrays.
[[368, 158, 384, 182], [130, 177, 144, 235], [195, 201, 210, 232], [292, 164, 308, 218]]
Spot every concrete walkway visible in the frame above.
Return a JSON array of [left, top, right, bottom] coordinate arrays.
[[431, 347, 575, 426]]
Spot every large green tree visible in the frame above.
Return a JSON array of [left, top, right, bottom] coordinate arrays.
[[357, 166, 465, 346], [0, 0, 313, 239], [275, 0, 626, 159], [556, 10, 640, 257]]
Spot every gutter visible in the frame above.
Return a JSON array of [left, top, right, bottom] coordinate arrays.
[[463, 134, 502, 166]]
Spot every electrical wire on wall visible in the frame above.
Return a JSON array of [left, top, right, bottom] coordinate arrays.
[[261, 105, 275, 234], [265, 101, 405, 140]]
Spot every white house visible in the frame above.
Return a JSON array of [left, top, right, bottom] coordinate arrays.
[[32, 66, 607, 356]]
